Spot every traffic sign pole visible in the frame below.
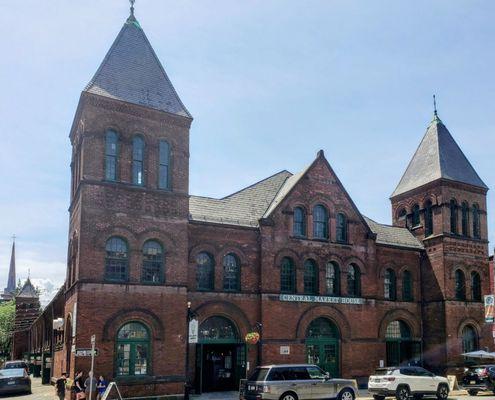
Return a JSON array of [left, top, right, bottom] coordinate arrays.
[[89, 334, 96, 400]]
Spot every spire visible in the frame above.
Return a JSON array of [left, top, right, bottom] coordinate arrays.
[[4, 236, 16, 295], [84, 9, 191, 118], [392, 114, 488, 197]]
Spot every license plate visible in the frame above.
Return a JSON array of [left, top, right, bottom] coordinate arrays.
[[470, 381, 476, 384], [248, 385, 256, 391], [7, 381, 15, 385]]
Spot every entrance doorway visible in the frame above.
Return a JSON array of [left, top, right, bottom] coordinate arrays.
[[385, 320, 421, 366], [195, 316, 246, 393], [305, 317, 340, 377]]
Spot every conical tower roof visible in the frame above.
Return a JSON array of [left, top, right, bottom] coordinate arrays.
[[84, 14, 191, 118], [16, 278, 38, 299], [392, 115, 487, 197]]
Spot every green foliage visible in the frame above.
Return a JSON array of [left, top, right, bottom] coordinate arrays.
[[0, 300, 15, 356]]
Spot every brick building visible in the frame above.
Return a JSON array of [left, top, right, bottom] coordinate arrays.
[[21, 7, 492, 398]]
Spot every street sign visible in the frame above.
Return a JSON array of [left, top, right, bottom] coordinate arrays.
[[91, 334, 96, 345], [189, 318, 198, 343], [75, 348, 99, 357]]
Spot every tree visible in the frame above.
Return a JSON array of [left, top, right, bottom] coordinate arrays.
[[0, 300, 15, 356]]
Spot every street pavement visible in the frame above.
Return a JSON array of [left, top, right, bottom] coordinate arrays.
[[1, 378, 493, 399]]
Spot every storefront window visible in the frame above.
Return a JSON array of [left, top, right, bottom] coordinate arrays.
[[116, 322, 150, 376], [199, 316, 238, 342]]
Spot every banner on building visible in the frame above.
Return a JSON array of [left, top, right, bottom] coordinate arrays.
[[188, 318, 198, 343], [484, 295, 495, 323]]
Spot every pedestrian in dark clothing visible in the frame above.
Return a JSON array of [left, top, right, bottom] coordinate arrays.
[[74, 371, 86, 400], [55, 372, 67, 400], [96, 375, 108, 400], [84, 371, 97, 400]]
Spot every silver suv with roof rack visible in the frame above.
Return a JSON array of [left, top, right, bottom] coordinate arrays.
[[240, 363, 357, 400]]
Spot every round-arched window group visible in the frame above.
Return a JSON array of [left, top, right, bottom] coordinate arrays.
[[454, 269, 482, 302], [195, 252, 241, 292], [384, 268, 414, 302], [293, 205, 348, 243], [105, 237, 164, 283], [280, 258, 361, 297]]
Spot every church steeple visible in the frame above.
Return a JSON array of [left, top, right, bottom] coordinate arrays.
[[2, 238, 16, 300]]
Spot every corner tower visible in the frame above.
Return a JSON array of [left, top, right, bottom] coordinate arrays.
[[391, 110, 490, 370]]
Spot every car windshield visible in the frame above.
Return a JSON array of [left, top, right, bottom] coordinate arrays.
[[248, 367, 270, 382], [374, 368, 395, 376], [0, 369, 25, 377], [5, 362, 26, 369]]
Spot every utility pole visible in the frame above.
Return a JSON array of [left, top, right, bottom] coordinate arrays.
[[89, 334, 96, 400]]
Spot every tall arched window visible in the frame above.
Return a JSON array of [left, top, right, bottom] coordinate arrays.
[[304, 259, 318, 295], [199, 316, 238, 342], [384, 269, 396, 301], [105, 130, 118, 181], [142, 240, 163, 283], [196, 252, 214, 291], [132, 136, 144, 185], [325, 262, 340, 296], [424, 200, 433, 236], [398, 208, 407, 221], [223, 253, 240, 292], [158, 140, 170, 189], [336, 213, 348, 243], [105, 237, 128, 282], [450, 199, 458, 234], [293, 207, 306, 237], [313, 205, 328, 239], [412, 204, 420, 227], [402, 270, 413, 302], [347, 264, 361, 297], [471, 272, 481, 302], [455, 269, 466, 301], [116, 322, 150, 376], [462, 325, 478, 353], [280, 257, 296, 294], [462, 202, 469, 236], [472, 204, 481, 239]]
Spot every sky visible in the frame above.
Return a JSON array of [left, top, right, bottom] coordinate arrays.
[[0, 1, 494, 305]]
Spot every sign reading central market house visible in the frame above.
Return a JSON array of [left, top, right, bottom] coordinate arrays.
[[279, 294, 365, 305]]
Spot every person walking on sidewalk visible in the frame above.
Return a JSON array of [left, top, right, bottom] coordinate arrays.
[[55, 372, 67, 400], [84, 371, 98, 400], [96, 375, 108, 400]]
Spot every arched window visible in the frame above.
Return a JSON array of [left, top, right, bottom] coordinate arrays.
[[347, 264, 361, 297], [304, 259, 318, 295], [402, 270, 413, 302], [142, 240, 163, 284], [199, 316, 239, 342], [398, 208, 407, 221], [384, 269, 397, 301], [223, 253, 240, 292], [411, 204, 420, 227], [105, 237, 128, 282], [462, 325, 478, 353], [385, 320, 411, 340], [455, 269, 466, 301], [336, 213, 348, 243], [313, 205, 328, 239], [385, 320, 419, 367], [424, 200, 433, 236], [462, 202, 469, 236], [132, 136, 144, 185], [471, 272, 481, 302], [116, 322, 150, 376], [158, 140, 170, 190], [450, 199, 458, 234], [325, 262, 340, 296], [293, 207, 306, 237], [306, 317, 339, 339], [105, 130, 118, 181], [472, 204, 481, 239], [196, 252, 214, 291], [280, 257, 296, 294]]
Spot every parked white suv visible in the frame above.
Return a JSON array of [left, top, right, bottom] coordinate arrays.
[[368, 367, 449, 400]]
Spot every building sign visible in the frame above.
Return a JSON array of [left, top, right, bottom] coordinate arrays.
[[279, 294, 365, 305], [189, 318, 198, 343], [280, 346, 290, 355], [485, 295, 494, 323], [75, 348, 99, 357]]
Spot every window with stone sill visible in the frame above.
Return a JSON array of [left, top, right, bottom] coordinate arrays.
[[347, 264, 361, 297], [132, 136, 145, 186], [384, 268, 397, 301], [411, 204, 420, 227], [455, 269, 466, 301], [116, 322, 150, 377], [336, 213, 348, 243], [472, 204, 481, 239], [141, 240, 163, 284], [304, 259, 319, 295], [461, 202, 469, 236], [158, 140, 170, 190], [325, 262, 340, 296], [424, 200, 433, 236], [313, 205, 328, 239], [402, 270, 413, 302], [223, 253, 240, 292], [196, 252, 214, 291], [105, 237, 128, 282], [280, 257, 296, 294], [105, 130, 118, 181], [293, 207, 306, 237], [450, 199, 458, 234], [471, 271, 481, 302]]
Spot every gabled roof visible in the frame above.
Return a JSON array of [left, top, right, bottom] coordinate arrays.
[[392, 115, 487, 197], [84, 15, 191, 118], [189, 171, 291, 227], [17, 278, 38, 299], [363, 217, 424, 250]]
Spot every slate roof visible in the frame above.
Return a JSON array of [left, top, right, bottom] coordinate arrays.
[[363, 217, 424, 250], [17, 278, 38, 299], [392, 116, 487, 197], [84, 15, 191, 118]]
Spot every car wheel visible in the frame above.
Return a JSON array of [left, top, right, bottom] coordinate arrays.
[[279, 392, 298, 400], [373, 396, 385, 400], [395, 385, 410, 400], [436, 384, 449, 400], [467, 389, 478, 396], [338, 388, 355, 400]]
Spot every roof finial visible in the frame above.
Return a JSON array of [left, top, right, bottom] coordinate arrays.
[[130, 0, 135, 16], [433, 94, 438, 118]]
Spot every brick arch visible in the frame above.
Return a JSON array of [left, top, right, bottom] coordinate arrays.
[[295, 305, 352, 342], [93, 226, 138, 249], [192, 301, 252, 338], [343, 256, 367, 275], [102, 308, 164, 342], [188, 243, 218, 263], [308, 197, 335, 215], [287, 202, 309, 215], [137, 229, 178, 252], [420, 194, 437, 208], [457, 318, 482, 339], [377, 262, 400, 279], [394, 204, 409, 219], [449, 264, 469, 279], [300, 252, 322, 271], [274, 248, 301, 268], [218, 245, 248, 266], [378, 309, 421, 339]]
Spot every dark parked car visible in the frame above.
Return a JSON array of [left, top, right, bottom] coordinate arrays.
[[460, 365, 495, 395], [3, 360, 29, 372], [0, 368, 31, 395]]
